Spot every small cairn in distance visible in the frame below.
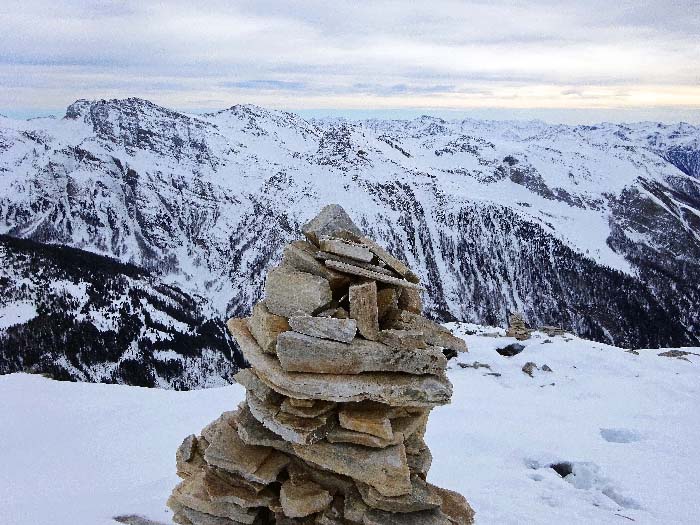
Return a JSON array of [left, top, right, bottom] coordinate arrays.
[[167, 204, 474, 524]]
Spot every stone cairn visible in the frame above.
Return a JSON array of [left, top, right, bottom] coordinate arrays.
[[167, 205, 475, 525], [505, 313, 532, 341]]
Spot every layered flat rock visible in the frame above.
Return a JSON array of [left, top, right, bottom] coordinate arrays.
[[339, 402, 393, 440], [356, 475, 442, 513], [378, 329, 427, 351], [390, 311, 467, 353], [316, 251, 396, 277], [203, 468, 277, 508], [325, 260, 422, 290], [276, 331, 446, 376], [283, 241, 350, 290], [319, 237, 374, 263], [280, 397, 336, 418], [236, 404, 294, 454], [264, 266, 332, 318], [326, 427, 401, 448], [234, 369, 283, 405], [349, 281, 379, 340], [362, 508, 452, 525], [288, 316, 357, 343], [204, 417, 289, 484], [280, 479, 333, 518], [246, 391, 332, 445], [357, 235, 420, 284], [246, 301, 289, 354], [292, 441, 412, 497], [170, 471, 260, 524], [229, 318, 452, 407], [432, 486, 476, 524], [302, 204, 363, 245]]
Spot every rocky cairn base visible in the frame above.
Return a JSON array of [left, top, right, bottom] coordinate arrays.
[[167, 205, 475, 524]]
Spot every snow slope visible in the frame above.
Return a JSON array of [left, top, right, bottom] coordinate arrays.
[[2, 327, 698, 525]]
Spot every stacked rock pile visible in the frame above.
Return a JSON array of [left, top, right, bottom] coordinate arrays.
[[167, 205, 474, 524], [505, 313, 533, 341]]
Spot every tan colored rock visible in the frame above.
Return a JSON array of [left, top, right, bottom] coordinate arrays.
[[390, 311, 467, 353], [316, 251, 396, 277], [264, 266, 332, 318], [292, 441, 411, 497], [319, 237, 374, 263], [326, 427, 400, 449], [344, 486, 370, 523], [376, 288, 399, 321], [356, 474, 442, 513], [432, 486, 476, 524], [176, 434, 206, 479], [169, 499, 239, 525], [398, 287, 422, 314], [506, 312, 533, 340], [204, 416, 289, 484], [302, 204, 363, 246], [339, 402, 393, 440], [362, 508, 451, 525], [289, 315, 357, 343], [357, 235, 420, 284], [235, 368, 283, 405], [276, 331, 446, 376], [280, 479, 333, 518], [280, 397, 336, 418], [349, 281, 380, 340], [203, 467, 277, 508], [283, 240, 351, 290], [378, 329, 427, 351], [245, 301, 289, 354], [246, 392, 332, 445], [229, 318, 452, 407], [170, 471, 260, 524], [325, 260, 422, 290], [236, 404, 294, 453]]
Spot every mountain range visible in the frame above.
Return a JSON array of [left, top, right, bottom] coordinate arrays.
[[1, 97, 698, 386]]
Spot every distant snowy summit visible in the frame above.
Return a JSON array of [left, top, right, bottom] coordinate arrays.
[[0, 97, 699, 387]]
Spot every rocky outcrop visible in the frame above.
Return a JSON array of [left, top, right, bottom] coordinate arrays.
[[168, 205, 473, 524]]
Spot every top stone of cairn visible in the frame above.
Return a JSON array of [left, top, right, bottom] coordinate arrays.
[[168, 204, 473, 524]]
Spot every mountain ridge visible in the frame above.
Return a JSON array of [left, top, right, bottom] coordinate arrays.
[[1, 97, 699, 357]]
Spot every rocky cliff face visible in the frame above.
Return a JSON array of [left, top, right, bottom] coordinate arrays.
[[0, 99, 698, 378]]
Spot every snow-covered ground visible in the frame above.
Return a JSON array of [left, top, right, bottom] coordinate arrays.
[[1, 327, 699, 524]]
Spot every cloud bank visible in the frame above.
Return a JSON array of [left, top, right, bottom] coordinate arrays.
[[1, 0, 699, 121]]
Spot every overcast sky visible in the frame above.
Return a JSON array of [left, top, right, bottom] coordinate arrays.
[[1, 0, 699, 123]]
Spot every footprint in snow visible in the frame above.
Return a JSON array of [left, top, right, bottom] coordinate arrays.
[[600, 428, 642, 443]]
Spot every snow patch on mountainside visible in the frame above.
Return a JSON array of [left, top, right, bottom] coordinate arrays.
[[1, 327, 699, 524]]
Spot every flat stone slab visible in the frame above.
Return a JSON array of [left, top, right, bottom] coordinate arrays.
[[246, 301, 289, 354], [325, 260, 422, 290], [432, 486, 476, 524], [316, 251, 396, 276], [319, 237, 374, 263], [283, 240, 350, 290], [246, 391, 332, 445], [349, 281, 380, 341], [378, 329, 427, 350], [280, 479, 333, 518], [204, 416, 289, 485], [264, 265, 332, 318], [356, 474, 442, 513], [276, 331, 447, 375], [289, 316, 357, 343], [302, 204, 363, 245], [339, 402, 393, 440], [280, 397, 336, 418], [236, 404, 294, 454], [203, 467, 277, 508], [170, 471, 260, 524], [292, 441, 412, 497], [228, 318, 452, 407], [357, 235, 420, 284], [362, 508, 452, 525], [234, 368, 283, 405], [390, 311, 467, 353]]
